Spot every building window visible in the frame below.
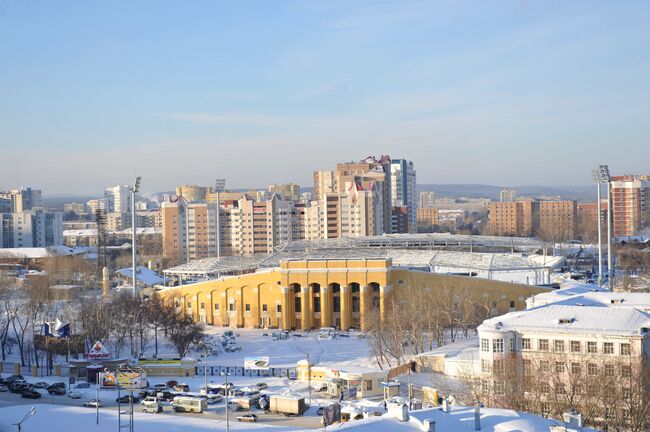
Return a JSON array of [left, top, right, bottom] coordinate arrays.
[[554, 340, 565, 352], [214, 304, 219, 311], [494, 381, 504, 396], [621, 365, 631, 378], [571, 362, 581, 375], [186, 302, 192, 309], [570, 341, 581, 353], [294, 297, 301, 313], [333, 296, 341, 313], [276, 304, 282, 313], [523, 359, 532, 375], [492, 339, 504, 353], [510, 338, 515, 352], [604, 363, 615, 377], [620, 343, 631, 355], [481, 359, 490, 373], [555, 361, 565, 374], [200, 303, 205, 309], [539, 339, 549, 351], [245, 304, 251, 312], [522, 338, 531, 350], [603, 342, 614, 354], [481, 338, 490, 352], [540, 382, 550, 394], [262, 304, 268, 312], [587, 341, 597, 353], [540, 360, 550, 373], [493, 359, 505, 374], [588, 363, 598, 375]]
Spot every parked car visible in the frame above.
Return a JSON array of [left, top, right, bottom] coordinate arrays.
[[75, 381, 90, 389], [21, 390, 42, 399], [0, 384, 8, 392], [4, 374, 24, 384], [165, 380, 178, 388], [48, 387, 66, 396], [152, 383, 167, 391], [68, 391, 82, 399], [83, 399, 102, 408], [10, 383, 30, 393], [156, 391, 176, 402], [206, 395, 223, 404], [254, 382, 268, 390], [173, 383, 190, 392], [237, 414, 258, 423], [33, 381, 49, 389], [116, 395, 140, 404], [48, 382, 66, 390]]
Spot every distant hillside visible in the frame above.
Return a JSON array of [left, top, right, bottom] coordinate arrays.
[[416, 184, 595, 202]]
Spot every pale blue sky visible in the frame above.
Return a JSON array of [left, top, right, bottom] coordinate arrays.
[[1, 1, 648, 194]]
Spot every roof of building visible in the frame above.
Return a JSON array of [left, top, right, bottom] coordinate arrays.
[[428, 250, 564, 272], [0, 246, 87, 259], [116, 266, 164, 286], [479, 304, 650, 336]]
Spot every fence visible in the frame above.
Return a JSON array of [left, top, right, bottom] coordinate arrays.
[[387, 361, 415, 380], [0, 361, 70, 377], [195, 365, 297, 379]]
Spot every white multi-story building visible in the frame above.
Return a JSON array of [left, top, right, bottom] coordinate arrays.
[[390, 159, 416, 233], [0, 209, 63, 248], [477, 291, 650, 425], [104, 185, 131, 215]]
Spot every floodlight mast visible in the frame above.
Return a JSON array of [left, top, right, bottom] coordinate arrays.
[[131, 176, 141, 298], [595, 165, 613, 291], [215, 179, 226, 258], [592, 169, 604, 287]]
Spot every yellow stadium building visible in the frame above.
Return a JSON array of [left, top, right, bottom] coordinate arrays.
[[160, 257, 549, 331]]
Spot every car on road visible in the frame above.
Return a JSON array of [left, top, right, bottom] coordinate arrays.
[[68, 391, 82, 399], [0, 384, 8, 392], [165, 380, 178, 388], [152, 383, 167, 391], [48, 387, 66, 396], [83, 399, 102, 408], [173, 383, 190, 392], [207, 395, 223, 404], [21, 390, 42, 399], [33, 381, 49, 389], [74, 381, 90, 389], [237, 414, 258, 423], [116, 395, 140, 404], [254, 382, 268, 390]]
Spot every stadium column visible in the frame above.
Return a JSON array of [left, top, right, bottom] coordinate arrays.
[[220, 291, 228, 326], [379, 285, 391, 327], [237, 288, 244, 328], [281, 287, 291, 330], [301, 286, 311, 330], [321, 285, 332, 328], [340, 285, 351, 331], [359, 285, 369, 331], [206, 293, 213, 324]]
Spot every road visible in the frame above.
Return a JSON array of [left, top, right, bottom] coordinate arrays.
[[0, 390, 322, 429]]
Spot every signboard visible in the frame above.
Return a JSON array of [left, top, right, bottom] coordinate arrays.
[[87, 341, 111, 360], [244, 356, 270, 370], [99, 370, 147, 390]]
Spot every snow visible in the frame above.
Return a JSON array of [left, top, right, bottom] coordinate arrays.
[[0, 246, 85, 259]]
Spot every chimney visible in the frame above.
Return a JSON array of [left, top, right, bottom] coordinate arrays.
[[423, 419, 436, 432], [102, 266, 110, 298]]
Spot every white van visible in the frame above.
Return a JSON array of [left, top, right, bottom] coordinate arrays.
[[172, 396, 207, 413], [142, 397, 163, 414]]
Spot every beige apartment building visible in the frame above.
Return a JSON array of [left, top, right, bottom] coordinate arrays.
[[488, 200, 576, 240]]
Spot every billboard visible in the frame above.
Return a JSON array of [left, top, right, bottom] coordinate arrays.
[[244, 356, 270, 370], [99, 370, 147, 390]]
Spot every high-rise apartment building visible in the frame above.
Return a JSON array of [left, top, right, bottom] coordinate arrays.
[[488, 201, 536, 237], [104, 185, 131, 215], [537, 200, 577, 241], [87, 198, 106, 214], [500, 188, 516, 202], [610, 175, 650, 236], [390, 159, 417, 233], [0, 209, 63, 248], [419, 191, 436, 209], [268, 183, 300, 201], [0, 188, 42, 212]]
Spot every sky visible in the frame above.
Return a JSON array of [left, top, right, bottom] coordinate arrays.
[[0, 0, 649, 195]]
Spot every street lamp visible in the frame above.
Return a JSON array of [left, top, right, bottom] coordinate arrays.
[[198, 341, 213, 397], [214, 179, 226, 258], [131, 176, 141, 298], [220, 370, 232, 432], [13, 406, 36, 432]]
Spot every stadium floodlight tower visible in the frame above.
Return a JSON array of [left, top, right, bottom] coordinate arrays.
[[591, 169, 604, 287], [597, 165, 614, 291], [131, 176, 141, 298], [215, 179, 226, 258]]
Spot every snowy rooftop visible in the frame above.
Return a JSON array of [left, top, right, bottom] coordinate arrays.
[[0, 245, 87, 259], [63, 227, 161, 236], [428, 250, 564, 271], [116, 266, 164, 286], [479, 304, 650, 336]]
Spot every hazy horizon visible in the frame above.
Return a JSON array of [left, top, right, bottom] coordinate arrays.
[[1, 1, 649, 194]]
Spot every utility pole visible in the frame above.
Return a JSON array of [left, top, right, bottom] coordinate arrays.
[[131, 176, 141, 298]]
